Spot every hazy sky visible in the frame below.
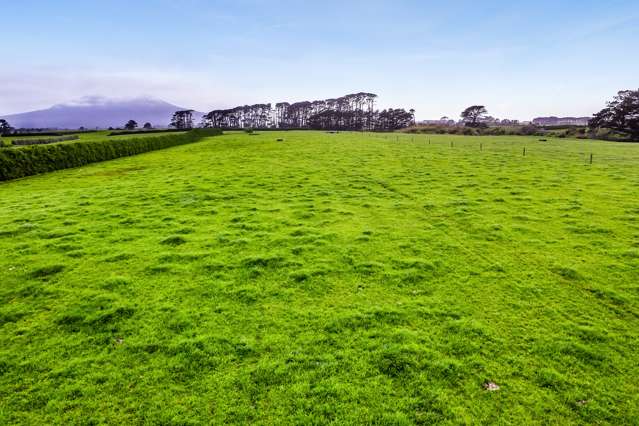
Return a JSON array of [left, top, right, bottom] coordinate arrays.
[[1, 0, 638, 120]]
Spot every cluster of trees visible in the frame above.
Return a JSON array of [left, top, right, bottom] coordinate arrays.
[[459, 106, 520, 127], [589, 89, 639, 140], [455, 90, 639, 140], [461, 105, 489, 127], [371, 109, 416, 131], [0, 119, 13, 136], [203, 104, 272, 129], [171, 110, 194, 130], [123, 120, 153, 130], [200, 93, 415, 131], [450, 90, 639, 141]]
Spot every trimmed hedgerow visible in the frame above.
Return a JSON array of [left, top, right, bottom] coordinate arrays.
[[0, 128, 222, 181], [12, 135, 80, 146], [108, 129, 188, 136]]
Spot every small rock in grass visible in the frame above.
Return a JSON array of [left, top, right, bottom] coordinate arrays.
[[115, 337, 124, 345], [576, 399, 589, 406], [483, 381, 500, 391]]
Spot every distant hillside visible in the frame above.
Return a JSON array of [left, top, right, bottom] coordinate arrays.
[[0, 96, 204, 129]]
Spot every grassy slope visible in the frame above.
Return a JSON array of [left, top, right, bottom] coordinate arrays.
[[1, 132, 638, 424]]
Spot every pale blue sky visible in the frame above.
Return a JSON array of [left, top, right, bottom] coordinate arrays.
[[1, 0, 638, 120]]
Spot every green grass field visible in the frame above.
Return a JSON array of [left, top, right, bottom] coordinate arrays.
[[0, 130, 179, 147], [1, 131, 638, 424]]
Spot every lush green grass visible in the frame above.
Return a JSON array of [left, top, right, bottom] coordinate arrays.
[[0, 129, 220, 181], [2, 131, 103, 146], [1, 131, 638, 424], [1, 131, 176, 147]]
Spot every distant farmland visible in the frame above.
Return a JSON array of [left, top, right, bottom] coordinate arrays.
[[1, 131, 638, 424]]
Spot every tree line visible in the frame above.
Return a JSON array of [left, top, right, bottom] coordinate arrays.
[[2, 89, 637, 140], [588, 90, 639, 140], [198, 93, 415, 131], [0, 119, 13, 136], [454, 90, 638, 141]]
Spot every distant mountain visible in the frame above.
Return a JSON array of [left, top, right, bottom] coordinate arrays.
[[0, 96, 204, 129]]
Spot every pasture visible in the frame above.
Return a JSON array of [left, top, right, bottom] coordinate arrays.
[[1, 131, 104, 146], [0, 130, 178, 147], [1, 131, 638, 424]]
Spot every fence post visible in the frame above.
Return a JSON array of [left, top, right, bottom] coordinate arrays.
[[590, 153, 593, 164], [523, 147, 526, 156]]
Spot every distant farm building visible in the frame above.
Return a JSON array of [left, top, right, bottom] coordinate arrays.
[[532, 116, 590, 126], [419, 117, 457, 126]]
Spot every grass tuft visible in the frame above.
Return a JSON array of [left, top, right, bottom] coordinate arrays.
[[29, 264, 65, 278], [160, 235, 187, 246]]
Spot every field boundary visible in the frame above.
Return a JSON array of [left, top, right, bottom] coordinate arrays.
[[0, 128, 222, 181], [11, 135, 80, 146]]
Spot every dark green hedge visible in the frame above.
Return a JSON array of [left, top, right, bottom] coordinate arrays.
[[108, 129, 188, 136], [0, 128, 222, 181], [12, 135, 80, 146]]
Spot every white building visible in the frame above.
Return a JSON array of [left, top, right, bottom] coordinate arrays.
[[532, 117, 590, 126]]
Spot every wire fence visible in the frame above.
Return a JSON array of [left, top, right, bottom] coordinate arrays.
[[364, 133, 639, 167]]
